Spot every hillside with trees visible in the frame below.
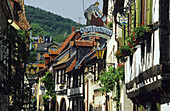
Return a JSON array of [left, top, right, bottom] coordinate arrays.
[[25, 5, 83, 42]]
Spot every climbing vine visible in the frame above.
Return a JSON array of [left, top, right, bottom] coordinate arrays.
[[40, 71, 56, 110], [99, 63, 124, 111]]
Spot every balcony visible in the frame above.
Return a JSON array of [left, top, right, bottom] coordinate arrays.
[[67, 85, 83, 97], [125, 29, 170, 104]]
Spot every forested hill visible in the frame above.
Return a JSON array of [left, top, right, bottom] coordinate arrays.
[[25, 5, 83, 42]]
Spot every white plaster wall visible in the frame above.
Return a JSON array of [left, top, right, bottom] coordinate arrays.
[[161, 103, 170, 111], [120, 81, 133, 111], [107, 0, 114, 23], [56, 95, 69, 111], [125, 0, 161, 82], [153, 30, 160, 65], [152, 0, 159, 23], [125, 31, 160, 82]]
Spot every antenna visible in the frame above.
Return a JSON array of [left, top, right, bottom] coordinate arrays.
[[82, 0, 85, 12]]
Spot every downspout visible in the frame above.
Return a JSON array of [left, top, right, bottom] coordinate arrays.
[[87, 79, 88, 111]]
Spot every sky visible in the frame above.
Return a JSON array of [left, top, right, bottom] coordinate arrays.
[[24, 0, 103, 25]]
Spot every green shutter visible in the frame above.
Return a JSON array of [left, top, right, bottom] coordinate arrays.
[[131, 2, 135, 29], [138, 0, 141, 25], [136, 0, 139, 26], [147, 0, 153, 25]]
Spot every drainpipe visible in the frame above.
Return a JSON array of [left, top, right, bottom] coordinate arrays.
[[87, 79, 88, 111]]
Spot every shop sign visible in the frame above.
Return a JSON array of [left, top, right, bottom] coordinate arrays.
[[120, 16, 128, 26], [26, 64, 39, 76], [80, 26, 113, 36], [86, 73, 94, 80]]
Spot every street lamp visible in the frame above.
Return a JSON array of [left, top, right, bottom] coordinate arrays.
[[95, 47, 115, 67], [96, 47, 105, 60]]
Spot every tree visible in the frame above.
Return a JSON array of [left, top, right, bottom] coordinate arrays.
[[40, 71, 56, 110], [31, 23, 50, 37]]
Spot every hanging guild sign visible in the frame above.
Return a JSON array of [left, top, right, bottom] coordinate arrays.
[[120, 16, 128, 26], [86, 73, 94, 80], [26, 64, 39, 77], [80, 25, 113, 36]]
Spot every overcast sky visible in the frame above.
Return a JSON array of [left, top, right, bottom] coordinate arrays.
[[24, 0, 103, 24]]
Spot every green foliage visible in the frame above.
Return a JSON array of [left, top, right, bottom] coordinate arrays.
[[114, 24, 150, 62], [40, 71, 56, 106], [126, 23, 150, 47], [114, 45, 132, 62], [30, 23, 50, 37], [107, 22, 113, 29], [25, 5, 84, 42], [99, 64, 124, 93]]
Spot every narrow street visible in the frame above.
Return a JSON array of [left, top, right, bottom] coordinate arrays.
[[0, 0, 170, 111]]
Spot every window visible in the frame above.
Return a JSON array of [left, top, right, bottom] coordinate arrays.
[[77, 74, 81, 87], [73, 75, 78, 88], [57, 70, 61, 84], [56, 69, 66, 84], [40, 53, 44, 60], [52, 47, 57, 51], [70, 76, 73, 88]]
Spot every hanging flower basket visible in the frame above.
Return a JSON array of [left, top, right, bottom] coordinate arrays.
[[115, 45, 132, 62], [126, 24, 151, 48], [136, 31, 152, 42]]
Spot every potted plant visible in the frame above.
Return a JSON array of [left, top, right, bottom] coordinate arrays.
[[126, 23, 151, 47], [115, 45, 132, 62]]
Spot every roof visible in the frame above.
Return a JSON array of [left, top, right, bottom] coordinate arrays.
[[57, 32, 78, 54], [53, 52, 70, 67], [49, 50, 59, 55], [90, 36, 100, 40], [37, 63, 45, 68], [44, 53, 50, 58], [65, 57, 76, 73], [37, 43, 52, 51], [74, 40, 94, 47]]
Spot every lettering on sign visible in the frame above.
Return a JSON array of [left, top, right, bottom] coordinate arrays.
[[80, 25, 113, 36], [82, 33, 110, 40]]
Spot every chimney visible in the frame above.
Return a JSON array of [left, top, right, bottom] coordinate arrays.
[[72, 27, 76, 33]]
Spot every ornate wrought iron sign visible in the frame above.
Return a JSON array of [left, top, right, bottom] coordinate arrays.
[[80, 25, 113, 36]]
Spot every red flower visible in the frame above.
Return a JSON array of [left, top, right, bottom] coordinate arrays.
[[131, 45, 134, 47], [116, 52, 118, 54], [133, 38, 135, 41], [132, 33, 136, 35], [119, 52, 120, 54], [120, 45, 122, 47], [132, 36, 135, 39], [142, 23, 144, 25], [138, 25, 140, 27], [135, 41, 138, 44], [122, 54, 123, 56], [128, 44, 131, 46]]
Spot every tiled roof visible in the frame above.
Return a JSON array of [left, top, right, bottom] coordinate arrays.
[[37, 63, 45, 68], [37, 43, 54, 51], [90, 53, 97, 59], [49, 51, 59, 55], [75, 40, 94, 47], [90, 36, 100, 40], [70, 41, 74, 46], [65, 57, 76, 73], [53, 52, 69, 66], [44, 53, 50, 58], [57, 32, 78, 53]]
